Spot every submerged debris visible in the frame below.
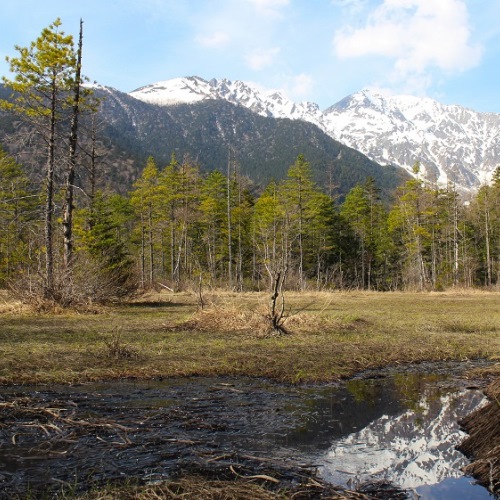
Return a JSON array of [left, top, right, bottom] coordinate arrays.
[[0, 368, 491, 498]]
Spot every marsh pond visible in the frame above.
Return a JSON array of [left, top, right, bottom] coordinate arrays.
[[0, 361, 495, 498]]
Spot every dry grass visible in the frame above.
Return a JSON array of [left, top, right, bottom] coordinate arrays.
[[75, 476, 381, 499], [0, 289, 499, 385], [459, 378, 500, 494]]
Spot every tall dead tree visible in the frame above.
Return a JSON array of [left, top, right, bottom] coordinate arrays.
[[63, 19, 84, 270]]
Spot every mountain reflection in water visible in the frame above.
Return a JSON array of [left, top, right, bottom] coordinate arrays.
[[0, 366, 493, 498], [309, 376, 488, 496]]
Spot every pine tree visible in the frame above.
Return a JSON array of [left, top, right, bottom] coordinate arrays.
[[1, 19, 77, 296], [279, 155, 315, 289], [74, 191, 134, 302], [174, 157, 202, 285], [252, 181, 286, 286], [198, 170, 228, 283], [157, 153, 202, 288], [469, 178, 500, 287], [278, 154, 333, 289], [130, 156, 162, 288], [388, 171, 438, 290], [341, 179, 388, 289]]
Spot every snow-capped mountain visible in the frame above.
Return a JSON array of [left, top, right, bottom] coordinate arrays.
[[318, 389, 486, 490], [131, 76, 324, 122], [323, 90, 500, 192], [130, 77, 500, 193]]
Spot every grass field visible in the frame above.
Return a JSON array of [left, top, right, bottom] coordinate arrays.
[[1, 289, 499, 385]]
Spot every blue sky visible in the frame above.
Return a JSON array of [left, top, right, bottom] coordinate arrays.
[[1, 0, 499, 112]]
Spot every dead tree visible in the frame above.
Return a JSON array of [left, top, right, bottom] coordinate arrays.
[[269, 269, 288, 334]]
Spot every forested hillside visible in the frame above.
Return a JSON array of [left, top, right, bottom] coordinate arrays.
[[0, 83, 408, 200]]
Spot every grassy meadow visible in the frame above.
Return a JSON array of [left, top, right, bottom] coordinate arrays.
[[0, 289, 499, 385]]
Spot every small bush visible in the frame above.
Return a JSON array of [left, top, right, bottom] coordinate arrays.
[[7, 252, 138, 310], [103, 328, 139, 359]]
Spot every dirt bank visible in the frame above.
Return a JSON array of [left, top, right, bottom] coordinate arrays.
[[458, 378, 500, 496]]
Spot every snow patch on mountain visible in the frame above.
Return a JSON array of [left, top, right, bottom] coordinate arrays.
[[323, 88, 500, 192], [318, 389, 485, 490], [130, 77, 211, 105], [130, 77, 500, 193]]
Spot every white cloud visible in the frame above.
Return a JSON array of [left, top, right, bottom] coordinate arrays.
[[246, 0, 289, 17], [330, 0, 367, 14], [333, 0, 482, 87], [246, 47, 281, 70], [195, 31, 230, 48]]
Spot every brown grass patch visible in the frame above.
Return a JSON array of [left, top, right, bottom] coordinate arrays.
[[172, 304, 273, 335], [167, 302, 357, 338], [77, 474, 402, 499]]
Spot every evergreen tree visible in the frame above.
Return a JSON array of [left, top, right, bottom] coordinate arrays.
[[231, 178, 255, 290], [130, 156, 162, 288], [468, 178, 500, 286], [1, 19, 77, 296], [198, 170, 228, 283], [278, 154, 334, 289], [74, 191, 134, 302], [157, 154, 201, 287], [341, 179, 388, 289], [0, 147, 37, 285], [252, 180, 286, 286]]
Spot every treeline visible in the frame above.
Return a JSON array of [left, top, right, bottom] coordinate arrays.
[[107, 154, 500, 292], [2, 143, 500, 298]]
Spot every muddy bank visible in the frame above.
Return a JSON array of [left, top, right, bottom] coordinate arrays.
[[458, 378, 500, 495]]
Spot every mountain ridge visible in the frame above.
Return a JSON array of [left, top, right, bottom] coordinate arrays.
[[96, 85, 408, 198], [130, 77, 500, 193], [0, 83, 408, 200]]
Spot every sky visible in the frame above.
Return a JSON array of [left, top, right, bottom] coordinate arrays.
[[1, 0, 499, 112]]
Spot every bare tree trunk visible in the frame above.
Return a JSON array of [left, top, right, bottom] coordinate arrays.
[[485, 203, 492, 286], [270, 269, 288, 334], [88, 113, 98, 220], [63, 19, 83, 270], [170, 217, 175, 283], [227, 148, 233, 289], [44, 80, 57, 297], [140, 222, 145, 288], [148, 205, 154, 285], [453, 194, 459, 286], [297, 177, 304, 291]]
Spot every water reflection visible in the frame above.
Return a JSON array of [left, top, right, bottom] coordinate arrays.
[[279, 379, 407, 450], [297, 377, 489, 496]]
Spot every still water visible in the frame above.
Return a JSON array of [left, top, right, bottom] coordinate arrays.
[[289, 375, 490, 498], [0, 365, 493, 498]]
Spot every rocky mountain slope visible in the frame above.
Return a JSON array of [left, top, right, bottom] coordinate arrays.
[[131, 77, 500, 193], [0, 83, 408, 199]]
